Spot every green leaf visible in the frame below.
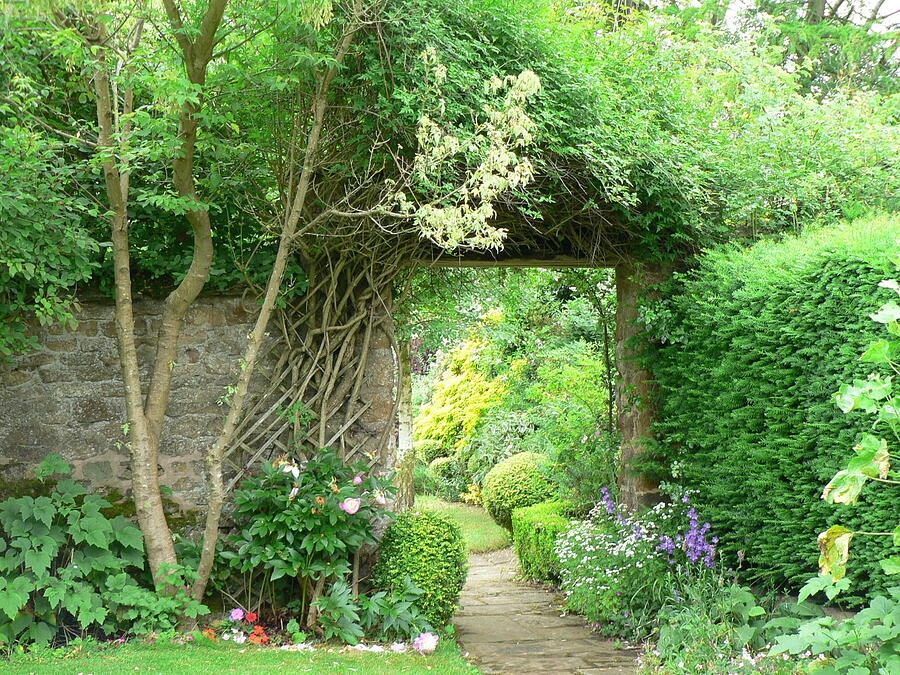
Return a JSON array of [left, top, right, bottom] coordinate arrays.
[[880, 556, 900, 575], [860, 338, 896, 363], [0, 577, 33, 620], [821, 470, 868, 505], [24, 548, 52, 577], [817, 526, 853, 581], [35, 454, 71, 480], [31, 497, 55, 528]]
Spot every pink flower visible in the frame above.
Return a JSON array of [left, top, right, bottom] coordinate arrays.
[[339, 497, 361, 514], [374, 492, 387, 507], [413, 632, 439, 655], [230, 608, 245, 622], [353, 475, 363, 485]]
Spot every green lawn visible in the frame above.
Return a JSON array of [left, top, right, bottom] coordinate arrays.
[[5, 638, 479, 674], [415, 496, 509, 553]]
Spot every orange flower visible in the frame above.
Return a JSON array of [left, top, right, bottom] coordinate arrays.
[[315, 495, 325, 505], [202, 628, 216, 640], [253, 625, 265, 635]]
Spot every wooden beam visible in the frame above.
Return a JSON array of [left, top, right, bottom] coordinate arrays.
[[415, 254, 612, 268]]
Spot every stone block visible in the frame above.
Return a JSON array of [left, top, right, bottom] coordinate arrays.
[[43, 336, 77, 352], [0, 370, 32, 387], [83, 460, 114, 483], [72, 395, 118, 424]]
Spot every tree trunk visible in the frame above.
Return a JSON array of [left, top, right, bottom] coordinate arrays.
[[614, 261, 665, 511], [395, 338, 415, 510], [90, 20, 179, 580]]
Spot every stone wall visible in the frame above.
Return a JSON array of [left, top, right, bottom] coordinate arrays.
[[0, 295, 263, 511]]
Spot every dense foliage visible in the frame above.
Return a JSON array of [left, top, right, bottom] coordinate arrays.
[[412, 268, 617, 508], [216, 450, 394, 627], [648, 215, 900, 601], [0, 455, 206, 646], [372, 510, 467, 628]]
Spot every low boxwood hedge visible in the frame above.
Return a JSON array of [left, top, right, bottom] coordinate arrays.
[[511, 500, 573, 582]]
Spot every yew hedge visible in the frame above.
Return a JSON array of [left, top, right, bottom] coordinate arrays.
[[649, 215, 900, 602]]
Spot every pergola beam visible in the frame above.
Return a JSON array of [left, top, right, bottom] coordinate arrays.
[[416, 254, 612, 268]]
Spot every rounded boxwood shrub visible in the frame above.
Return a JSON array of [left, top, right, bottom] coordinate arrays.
[[482, 451, 555, 530], [372, 510, 467, 627], [416, 439, 449, 465], [428, 456, 467, 502]]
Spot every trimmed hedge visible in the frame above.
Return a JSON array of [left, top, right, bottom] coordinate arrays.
[[511, 500, 573, 582], [372, 510, 467, 627], [482, 451, 556, 530], [650, 215, 900, 600]]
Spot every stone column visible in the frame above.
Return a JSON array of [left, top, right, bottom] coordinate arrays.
[[615, 261, 665, 510]]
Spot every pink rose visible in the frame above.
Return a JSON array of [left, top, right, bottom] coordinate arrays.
[[353, 475, 363, 485], [339, 497, 361, 514], [413, 632, 439, 655]]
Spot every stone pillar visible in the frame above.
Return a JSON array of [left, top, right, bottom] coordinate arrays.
[[615, 261, 664, 510]]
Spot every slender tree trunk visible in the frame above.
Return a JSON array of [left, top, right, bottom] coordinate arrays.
[[395, 338, 415, 510], [85, 0, 229, 582], [90, 20, 178, 578]]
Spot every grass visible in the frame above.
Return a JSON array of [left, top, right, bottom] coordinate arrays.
[[4, 638, 480, 674], [415, 496, 509, 553]]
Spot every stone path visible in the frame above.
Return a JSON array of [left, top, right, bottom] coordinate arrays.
[[453, 548, 639, 675]]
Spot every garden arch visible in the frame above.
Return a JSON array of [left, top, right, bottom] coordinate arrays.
[[228, 224, 666, 510]]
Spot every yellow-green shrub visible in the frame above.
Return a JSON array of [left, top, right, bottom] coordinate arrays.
[[414, 335, 505, 451]]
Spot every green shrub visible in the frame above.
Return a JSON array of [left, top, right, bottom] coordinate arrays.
[[511, 500, 572, 582], [648, 215, 900, 601], [219, 450, 396, 624], [428, 456, 467, 502], [372, 510, 467, 627], [482, 452, 555, 530], [0, 454, 207, 646], [415, 439, 449, 465], [413, 464, 440, 496]]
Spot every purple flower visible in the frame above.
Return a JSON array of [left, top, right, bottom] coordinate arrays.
[[340, 497, 361, 514], [230, 608, 245, 622]]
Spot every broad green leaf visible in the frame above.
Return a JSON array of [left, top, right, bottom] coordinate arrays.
[[31, 497, 54, 528], [35, 454, 71, 480], [880, 556, 900, 575], [821, 470, 868, 505], [0, 577, 33, 620], [24, 548, 52, 577], [846, 435, 890, 479], [817, 525, 853, 580], [860, 338, 896, 364]]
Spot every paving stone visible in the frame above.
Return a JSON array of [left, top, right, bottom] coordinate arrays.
[[454, 548, 639, 674]]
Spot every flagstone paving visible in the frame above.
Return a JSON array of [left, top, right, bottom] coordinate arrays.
[[453, 548, 640, 675]]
